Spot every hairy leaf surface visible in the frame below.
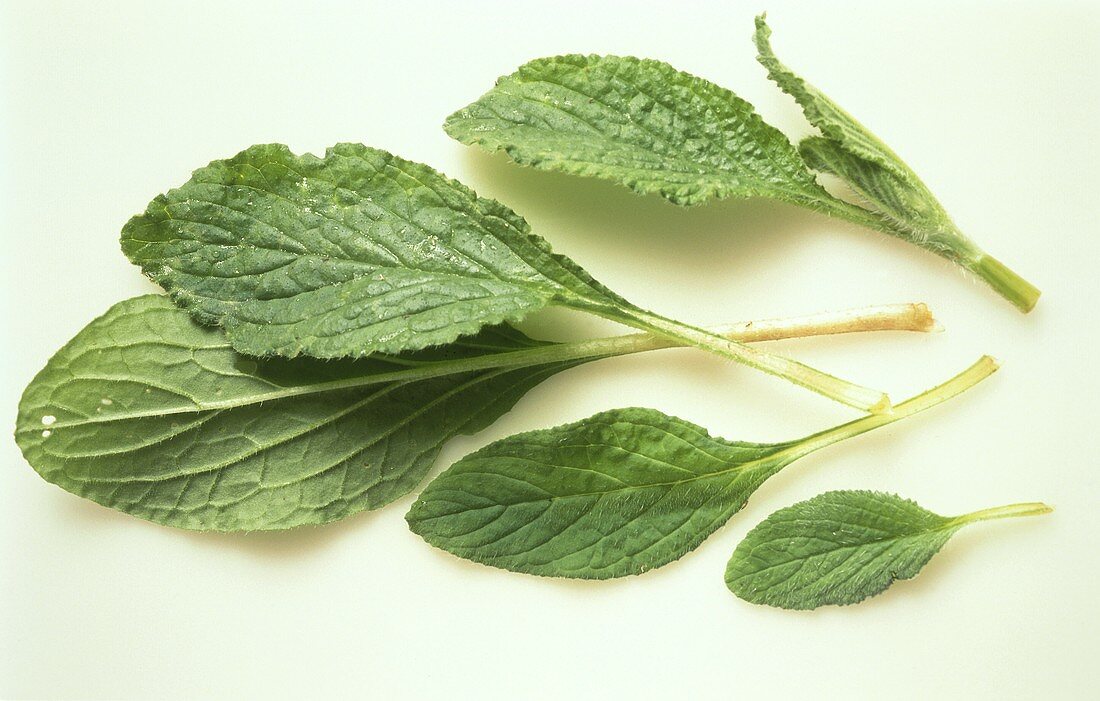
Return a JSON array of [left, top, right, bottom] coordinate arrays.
[[408, 408, 795, 578], [406, 357, 996, 579], [121, 143, 625, 360], [14, 296, 580, 530], [443, 53, 873, 219], [754, 15, 1039, 310], [725, 490, 1050, 609], [119, 143, 888, 412], [753, 17, 912, 182], [446, 22, 1039, 311]]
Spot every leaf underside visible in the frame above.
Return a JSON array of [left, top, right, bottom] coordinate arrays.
[[725, 490, 960, 609], [406, 408, 802, 579], [443, 53, 841, 210], [120, 143, 624, 360], [14, 296, 586, 531]]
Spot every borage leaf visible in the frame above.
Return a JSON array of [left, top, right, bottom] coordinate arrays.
[[120, 145, 893, 413], [443, 54, 884, 220], [120, 143, 887, 412], [406, 357, 996, 579], [445, 26, 1038, 311], [753, 15, 1040, 311], [14, 296, 570, 530], [121, 144, 620, 360], [15, 296, 931, 531], [725, 490, 1051, 610]]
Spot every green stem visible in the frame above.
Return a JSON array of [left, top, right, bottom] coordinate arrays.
[[817, 196, 1041, 313], [791, 355, 999, 457], [819, 195, 904, 236], [34, 303, 935, 428], [968, 255, 1041, 313], [951, 502, 1053, 526], [618, 309, 892, 413]]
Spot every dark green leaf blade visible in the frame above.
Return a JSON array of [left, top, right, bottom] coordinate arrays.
[[120, 143, 624, 359], [443, 54, 871, 218], [118, 143, 892, 413], [726, 491, 958, 609], [14, 296, 582, 531], [725, 490, 1051, 610], [407, 408, 793, 578], [407, 357, 997, 578]]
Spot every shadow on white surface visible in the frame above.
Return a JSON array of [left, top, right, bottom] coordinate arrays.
[[456, 148, 852, 290]]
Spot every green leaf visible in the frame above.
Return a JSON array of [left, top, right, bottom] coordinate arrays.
[[754, 15, 1039, 311], [445, 28, 1039, 312], [120, 143, 888, 412], [406, 357, 997, 579], [14, 296, 580, 530], [753, 16, 912, 182], [121, 143, 625, 359], [443, 54, 881, 221], [17, 297, 928, 531], [725, 490, 1051, 610], [797, 136, 959, 256]]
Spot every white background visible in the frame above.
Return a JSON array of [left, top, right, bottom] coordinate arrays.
[[2, 1, 1098, 698]]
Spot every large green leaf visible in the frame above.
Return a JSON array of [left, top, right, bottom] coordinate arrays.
[[120, 143, 888, 412], [406, 357, 997, 579], [445, 24, 1039, 311], [120, 143, 625, 359], [443, 53, 880, 223], [14, 296, 578, 530], [725, 490, 1051, 609]]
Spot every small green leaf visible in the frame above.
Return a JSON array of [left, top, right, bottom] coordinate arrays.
[[406, 357, 997, 579], [798, 137, 949, 245], [14, 296, 580, 530], [725, 490, 1051, 610], [754, 15, 1040, 311], [120, 143, 889, 412]]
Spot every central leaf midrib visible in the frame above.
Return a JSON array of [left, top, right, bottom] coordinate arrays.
[[156, 187, 608, 311], [18, 326, 603, 433], [416, 444, 791, 518], [732, 520, 960, 582]]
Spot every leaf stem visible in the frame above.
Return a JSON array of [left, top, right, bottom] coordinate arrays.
[[816, 196, 1041, 313], [705, 302, 938, 341], [968, 254, 1041, 313], [952, 502, 1053, 526], [791, 355, 999, 457], [615, 309, 892, 413], [26, 303, 936, 429]]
